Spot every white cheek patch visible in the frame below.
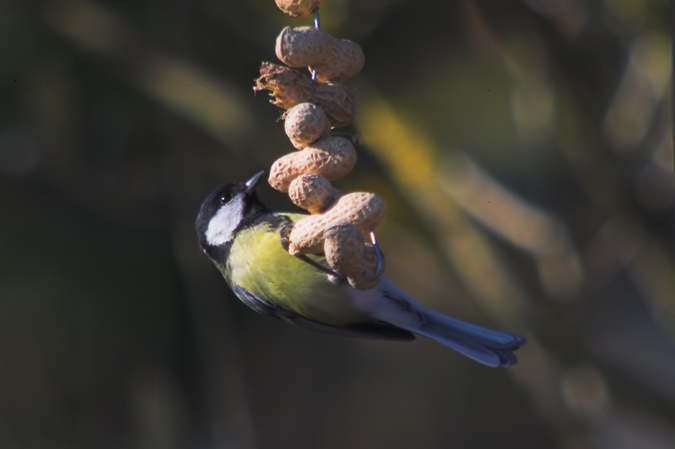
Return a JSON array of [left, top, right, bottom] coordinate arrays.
[[205, 196, 245, 246]]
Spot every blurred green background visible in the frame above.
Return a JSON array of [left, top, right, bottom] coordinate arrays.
[[0, 0, 673, 448]]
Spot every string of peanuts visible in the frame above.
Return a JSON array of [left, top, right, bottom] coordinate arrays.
[[254, 0, 387, 289]]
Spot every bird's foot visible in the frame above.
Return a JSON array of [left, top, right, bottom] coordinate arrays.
[[279, 224, 346, 285], [279, 225, 292, 252]]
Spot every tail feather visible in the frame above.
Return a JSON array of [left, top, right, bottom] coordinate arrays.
[[409, 310, 524, 367], [372, 278, 525, 367], [421, 309, 526, 350], [434, 338, 506, 367]]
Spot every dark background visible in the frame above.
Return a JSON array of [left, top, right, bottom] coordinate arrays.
[[0, 0, 673, 448]]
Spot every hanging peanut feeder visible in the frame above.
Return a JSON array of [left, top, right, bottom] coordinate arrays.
[[255, 0, 386, 289]]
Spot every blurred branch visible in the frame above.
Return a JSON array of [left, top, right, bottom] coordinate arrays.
[[603, 33, 671, 152], [43, 1, 254, 149], [438, 153, 583, 300], [356, 89, 528, 323], [355, 88, 598, 447]]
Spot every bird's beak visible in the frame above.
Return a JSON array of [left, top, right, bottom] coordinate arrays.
[[245, 171, 265, 194]]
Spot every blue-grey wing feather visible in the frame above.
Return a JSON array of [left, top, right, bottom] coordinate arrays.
[[232, 283, 280, 316], [232, 284, 415, 342]]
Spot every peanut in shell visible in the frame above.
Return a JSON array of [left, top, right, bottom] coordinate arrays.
[[275, 0, 330, 18], [288, 173, 342, 214], [276, 26, 364, 83], [324, 222, 385, 290], [268, 136, 357, 192], [284, 103, 331, 150], [287, 192, 387, 255], [255, 62, 355, 128]]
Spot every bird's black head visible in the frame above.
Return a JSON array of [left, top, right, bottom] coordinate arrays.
[[195, 171, 269, 256]]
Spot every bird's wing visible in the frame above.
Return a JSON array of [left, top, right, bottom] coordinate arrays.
[[232, 283, 416, 342]]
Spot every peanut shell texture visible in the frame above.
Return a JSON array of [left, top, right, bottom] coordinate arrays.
[[255, 62, 355, 128], [284, 103, 332, 150], [276, 26, 365, 83], [275, 0, 331, 18], [288, 173, 342, 214], [268, 136, 357, 192], [324, 222, 385, 289], [287, 192, 387, 255]]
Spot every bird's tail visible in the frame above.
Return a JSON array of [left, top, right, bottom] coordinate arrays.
[[373, 279, 526, 367], [408, 307, 525, 367]]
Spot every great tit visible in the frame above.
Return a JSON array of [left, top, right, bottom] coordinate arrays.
[[195, 172, 525, 367]]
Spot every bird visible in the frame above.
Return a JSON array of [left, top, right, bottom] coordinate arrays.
[[195, 172, 525, 367]]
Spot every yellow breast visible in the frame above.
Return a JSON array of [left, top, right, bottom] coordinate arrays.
[[227, 216, 364, 326]]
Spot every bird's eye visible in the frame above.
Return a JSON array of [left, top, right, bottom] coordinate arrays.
[[220, 195, 230, 204]]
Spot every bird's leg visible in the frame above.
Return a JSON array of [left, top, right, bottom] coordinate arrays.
[[279, 224, 346, 283], [279, 224, 293, 252]]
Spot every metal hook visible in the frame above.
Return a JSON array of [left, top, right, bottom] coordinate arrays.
[[313, 8, 320, 28], [311, 8, 320, 82], [362, 231, 384, 281]]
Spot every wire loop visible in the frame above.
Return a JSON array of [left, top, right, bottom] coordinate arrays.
[[311, 8, 320, 82], [362, 231, 384, 281]]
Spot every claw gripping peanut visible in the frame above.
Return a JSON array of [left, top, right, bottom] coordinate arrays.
[[263, 2, 386, 289]]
